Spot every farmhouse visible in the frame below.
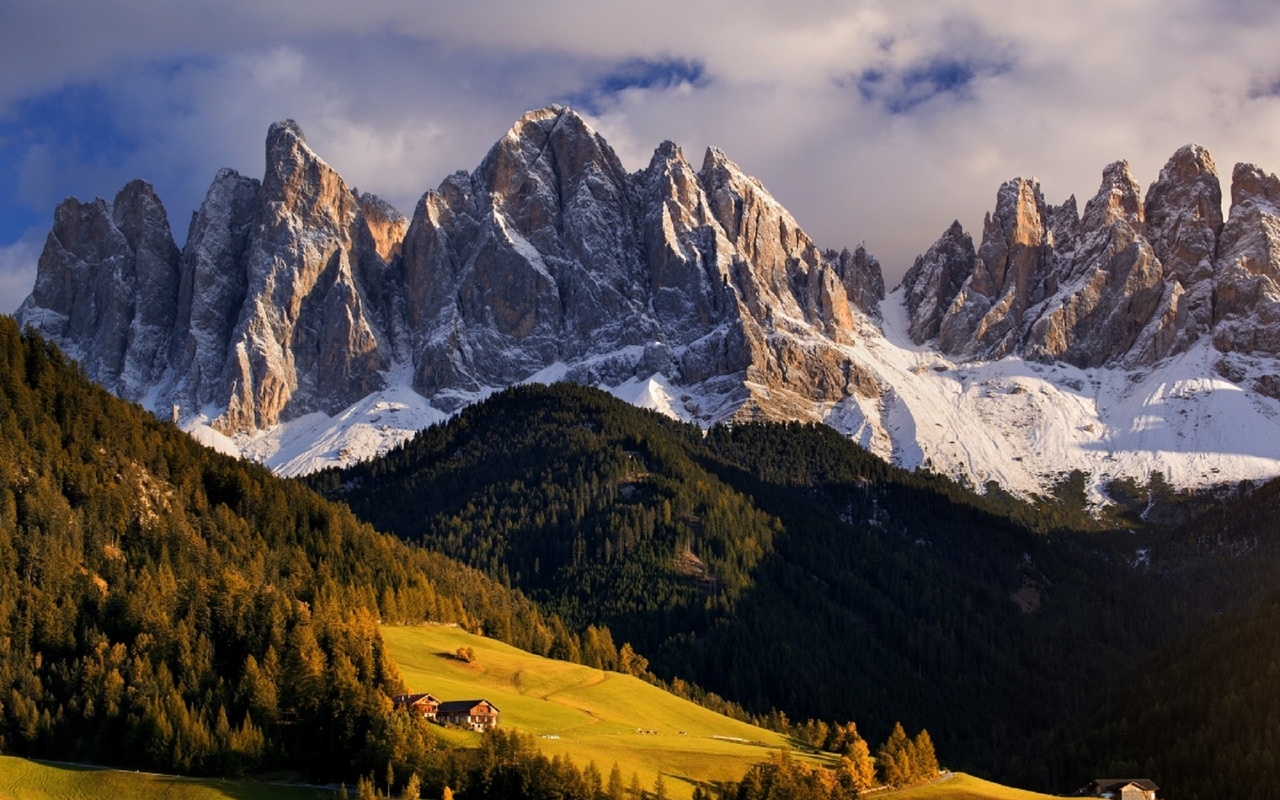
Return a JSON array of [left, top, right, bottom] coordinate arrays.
[[1084, 778, 1159, 800], [436, 699, 501, 731], [392, 693, 440, 720]]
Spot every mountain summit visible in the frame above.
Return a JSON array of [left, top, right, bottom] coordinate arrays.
[[900, 143, 1279, 377], [17, 109, 1280, 495], [20, 107, 883, 438]]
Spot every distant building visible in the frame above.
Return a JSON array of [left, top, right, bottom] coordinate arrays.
[[392, 692, 441, 720], [1084, 778, 1159, 800], [436, 699, 501, 731]]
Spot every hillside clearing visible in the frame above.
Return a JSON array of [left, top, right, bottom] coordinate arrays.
[[381, 624, 832, 797]]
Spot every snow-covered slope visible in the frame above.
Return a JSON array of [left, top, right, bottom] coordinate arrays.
[[190, 285, 1280, 496], [827, 288, 1280, 499]]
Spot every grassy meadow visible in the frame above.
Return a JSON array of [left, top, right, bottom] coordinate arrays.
[[380, 624, 832, 797], [0, 754, 333, 799], [877, 773, 1068, 800], [0, 626, 1071, 800]]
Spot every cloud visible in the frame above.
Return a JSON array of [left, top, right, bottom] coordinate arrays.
[[3, 0, 1280, 320], [0, 230, 42, 315]]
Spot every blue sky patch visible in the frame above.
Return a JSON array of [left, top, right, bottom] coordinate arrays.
[[566, 58, 707, 115], [0, 83, 143, 245], [854, 56, 1009, 114]]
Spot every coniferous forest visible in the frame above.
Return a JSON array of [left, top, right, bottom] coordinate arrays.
[[309, 381, 1280, 789], [6, 312, 1280, 797], [0, 316, 648, 792]]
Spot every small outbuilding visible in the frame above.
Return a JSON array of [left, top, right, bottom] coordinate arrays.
[[1084, 778, 1159, 800]]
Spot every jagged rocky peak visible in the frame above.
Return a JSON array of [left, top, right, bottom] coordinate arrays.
[[902, 146, 1245, 368], [1229, 160, 1280, 211], [696, 143, 863, 330], [977, 177, 1049, 306], [639, 139, 733, 339], [357, 191, 409, 262], [831, 244, 886, 318], [935, 177, 1052, 358], [18, 179, 181, 399], [899, 220, 975, 344], [698, 145, 801, 264], [1213, 160, 1280, 356], [1142, 144, 1222, 334], [1081, 160, 1144, 236], [646, 140, 703, 211], [166, 168, 260, 410], [400, 103, 654, 401], [19, 105, 887, 454], [477, 105, 632, 236], [259, 118, 359, 241], [216, 119, 395, 432]]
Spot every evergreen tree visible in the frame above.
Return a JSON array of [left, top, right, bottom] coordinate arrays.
[[877, 723, 912, 788], [401, 772, 422, 800], [607, 763, 626, 800], [911, 729, 939, 781]]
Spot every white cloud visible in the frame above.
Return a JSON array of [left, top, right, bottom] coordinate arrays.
[[0, 231, 42, 315], [4, 0, 1280, 311]]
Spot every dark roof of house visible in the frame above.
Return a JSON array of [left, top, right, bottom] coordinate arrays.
[[393, 692, 439, 705], [437, 699, 500, 714], [1092, 778, 1160, 791]]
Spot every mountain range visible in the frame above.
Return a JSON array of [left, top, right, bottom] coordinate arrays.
[[15, 106, 1280, 497]]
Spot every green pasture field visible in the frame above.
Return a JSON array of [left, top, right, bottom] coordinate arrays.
[[878, 772, 1068, 800], [0, 754, 333, 799], [381, 624, 834, 797]]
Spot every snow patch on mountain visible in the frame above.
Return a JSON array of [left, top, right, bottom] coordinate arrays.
[[175, 285, 1280, 502], [826, 288, 1280, 499], [231, 384, 446, 477], [607, 373, 694, 423]]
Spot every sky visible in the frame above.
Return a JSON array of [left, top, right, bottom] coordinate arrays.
[[3, 0, 1280, 315]]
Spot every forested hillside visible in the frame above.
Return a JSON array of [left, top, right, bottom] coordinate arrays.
[[1051, 475, 1280, 800], [10, 307, 1280, 797], [310, 383, 1230, 777], [0, 317, 624, 785]]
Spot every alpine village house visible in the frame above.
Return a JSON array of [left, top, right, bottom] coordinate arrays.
[[1083, 778, 1159, 800], [393, 693, 501, 732]]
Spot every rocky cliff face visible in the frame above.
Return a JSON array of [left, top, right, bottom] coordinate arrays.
[[900, 144, 1280, 382], [1214, 162, 1280, 357], [15, 111, 1280, 493], [19, 180, 181, 400], [400, 108, 884, 417], [18, 106, 885, 434]]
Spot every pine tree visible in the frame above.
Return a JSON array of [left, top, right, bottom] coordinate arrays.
[[401, 772, 423, 800], [910, 729, 939, 781], [607, 763, 626, 800], [876, 722, 912, 788]]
